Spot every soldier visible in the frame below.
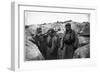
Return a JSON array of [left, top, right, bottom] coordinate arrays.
[[35, 27, 42, 48], [35, 27, 49, 59], [60, 23, 79, 59], [46, 29, 59, 59]]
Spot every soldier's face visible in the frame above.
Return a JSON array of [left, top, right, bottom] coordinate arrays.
[[66, 26, 71, 31]]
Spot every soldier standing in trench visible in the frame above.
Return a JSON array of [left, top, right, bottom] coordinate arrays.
[[34, 27, 47, 59], [60, 23, 79, 59], [46, 29, 60, 59]]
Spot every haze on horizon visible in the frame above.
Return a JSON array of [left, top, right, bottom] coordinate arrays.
[[25, 11, 90, 25]]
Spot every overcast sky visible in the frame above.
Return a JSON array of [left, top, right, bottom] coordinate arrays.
[[25, 11, 89, 25]]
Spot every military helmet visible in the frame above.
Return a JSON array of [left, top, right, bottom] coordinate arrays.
[[65, 23, 71, 27]]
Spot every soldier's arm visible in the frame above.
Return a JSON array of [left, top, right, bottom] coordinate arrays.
[[60, 37, 64, 50], [73, 32, 79, 50]]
